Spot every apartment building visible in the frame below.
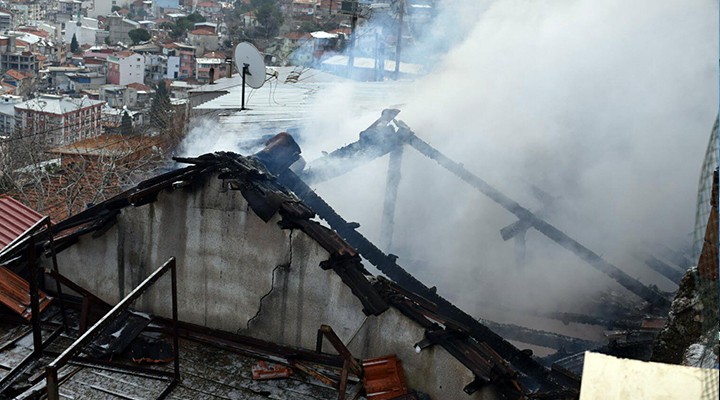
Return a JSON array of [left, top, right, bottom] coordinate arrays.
[[14, 94, 105, 145]]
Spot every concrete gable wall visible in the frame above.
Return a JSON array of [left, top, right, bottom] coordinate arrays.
[[52, 174, 495, 399]]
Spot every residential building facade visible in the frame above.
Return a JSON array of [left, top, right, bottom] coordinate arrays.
[[107, 51, 145, 85], [107, 15, 140, 44], [164, 43, 194, 79], [195, 52, 225, 83], [0, 94, 21, 138], [14, 94, 105, 145], [187, 28, 219, 55], [64, 17, 102, 46], [0, 11, 12, 31], [0, 37, 39, 76]]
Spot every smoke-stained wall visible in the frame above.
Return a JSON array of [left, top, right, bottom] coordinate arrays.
[[51, 173, 497, 400]]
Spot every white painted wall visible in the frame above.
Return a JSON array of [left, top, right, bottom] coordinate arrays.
[[580, 352, 719, 400], [165, 56, 180, 79], [65, 18, 101, 46], [117, 54, 145, 85]]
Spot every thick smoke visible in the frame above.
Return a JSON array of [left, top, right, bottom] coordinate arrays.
[[179, 0, 717, 347], [298, 0, 718, 334]]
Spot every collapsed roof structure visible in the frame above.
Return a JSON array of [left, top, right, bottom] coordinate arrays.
[[0, 110, 696, 400]]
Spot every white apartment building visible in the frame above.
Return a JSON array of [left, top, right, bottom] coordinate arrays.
[[107, 51, 145, 86]]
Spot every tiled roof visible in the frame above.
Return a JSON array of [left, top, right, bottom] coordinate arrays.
[[0, 196, 43, 250], [202, 51, 225, 58], [3, 69, 28, 81], [46, 134, 167, 158], [189, 28, 216, 35], [113, 50, 136, 58], [284, 31, 311, 40], [127, 82, 154, 92], [14, 95, 105, 115]]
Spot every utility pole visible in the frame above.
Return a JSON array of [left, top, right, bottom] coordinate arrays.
[[348, 12, 357, 78], [394, 0, 404, 80], [341, 1, 361, 78]]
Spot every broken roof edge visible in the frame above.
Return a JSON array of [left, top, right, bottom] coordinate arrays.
[[39, 149, 546, 398], [45, 152, 389, 316]]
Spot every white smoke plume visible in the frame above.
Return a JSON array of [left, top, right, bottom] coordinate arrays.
[[179, 0, 718, 349], [298, 0, 718, 340]]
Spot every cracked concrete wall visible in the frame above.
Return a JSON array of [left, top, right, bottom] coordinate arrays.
[[55, 177, 292, 332], [242, 229, 369, 347], [51, 174, 494, 399]]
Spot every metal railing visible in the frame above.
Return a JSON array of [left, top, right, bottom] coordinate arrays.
[[45, 257, 181, 400]]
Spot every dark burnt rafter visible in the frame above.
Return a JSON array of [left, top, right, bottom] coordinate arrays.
[[296, 111, 671, 309], [373, 277, 526, 399], [39, 151, 388, 316], [276, 165, 595, 360], [260, 146, 579, 396], [22, 149, 552, 398]]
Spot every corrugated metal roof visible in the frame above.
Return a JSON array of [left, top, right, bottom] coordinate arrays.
[[0, 196, 44, 251], [192, 67, 410, 133]]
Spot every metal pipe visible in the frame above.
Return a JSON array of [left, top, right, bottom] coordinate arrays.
[[394, 0, 404, 80], [171, 258, 180, 382], [348, 13, 357, 77], [241, 63, 248, 110]]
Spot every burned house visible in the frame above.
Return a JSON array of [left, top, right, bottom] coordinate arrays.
[[4, 106, 709, 399], [0, 123, 585, 399]]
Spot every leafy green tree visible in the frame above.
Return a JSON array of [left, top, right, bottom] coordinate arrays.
[[70, 34, 79, 53], [121, 111, 133, 135], [128, 28, 150, 44], [187, 12, 206, 23], [255, 2, 283, 38], [111, 5, 121, 12], [300, 20, 321, 33], [165, 14, 206, 39]]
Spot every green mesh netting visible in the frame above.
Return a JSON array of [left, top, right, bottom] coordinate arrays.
[[691, 117, 719, 399]]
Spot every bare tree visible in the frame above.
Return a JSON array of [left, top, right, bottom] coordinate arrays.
[[1, 98, 175, 221]]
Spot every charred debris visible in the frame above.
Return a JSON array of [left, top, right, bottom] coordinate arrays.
[[0, 109, 691, 400]]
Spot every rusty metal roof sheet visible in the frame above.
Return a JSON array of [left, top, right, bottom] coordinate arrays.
[[0, 266, 53, 320], [0, 196, 43, 251]]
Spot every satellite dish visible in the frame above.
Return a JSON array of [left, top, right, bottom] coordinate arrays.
[[234, 42, 265, 89]]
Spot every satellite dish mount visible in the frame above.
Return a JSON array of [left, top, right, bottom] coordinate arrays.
[[241, 62, 250, 110], [234, 42, 266, 111]]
